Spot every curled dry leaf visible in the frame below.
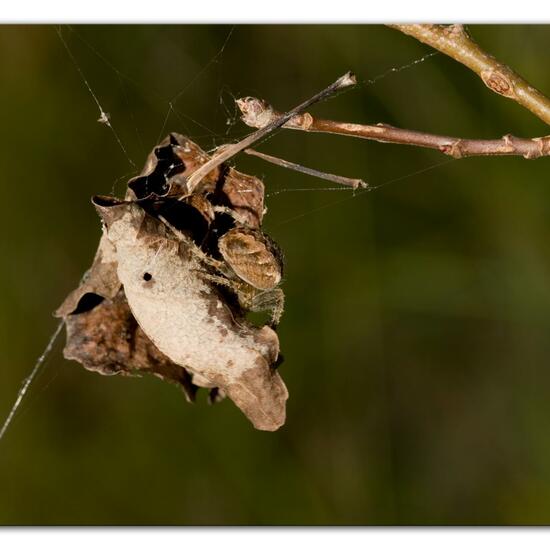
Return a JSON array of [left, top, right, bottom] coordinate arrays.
[[94, 197, 287, 430], [56, 133, 288, 431], [125, 133, 266, 230], [55, 233, 121, 317], [62, 288, 202, 403]]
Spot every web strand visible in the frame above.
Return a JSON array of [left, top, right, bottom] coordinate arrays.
[[172, 26, 234, 107], [65, 25, 225, 146], [156, 26, 235, 143], [267, 187, 353, 198], [363, 51, 439, 87], [272, 158, 456, 228], [0, 320, 64, 445], [56, 27, 137, 169]]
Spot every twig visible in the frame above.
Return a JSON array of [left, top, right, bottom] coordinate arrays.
[[244, 149, 368, 189], [236, 98, 550, 160], [183, 71, 357, 195], [389, 24, 550, 126]]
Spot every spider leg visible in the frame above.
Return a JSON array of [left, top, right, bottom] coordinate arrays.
[[159, 214, 228, 272], [247, 288, 285, 327], [212, 205, 250, 226], [197, 271, 235, 289]]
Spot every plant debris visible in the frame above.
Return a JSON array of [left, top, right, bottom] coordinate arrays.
[[56, 133, 288, 431]]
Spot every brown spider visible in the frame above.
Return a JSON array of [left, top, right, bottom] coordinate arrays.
[[214, 226, 284, 327], [160, 210, 285, 327]]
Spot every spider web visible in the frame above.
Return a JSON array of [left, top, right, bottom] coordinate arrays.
[[0, 25, 447, 445]]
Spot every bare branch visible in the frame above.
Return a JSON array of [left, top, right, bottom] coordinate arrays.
[[244, 149, 368, 189], [389, 24, 550, 126], [183, 71, 356, 196], [237, 97, 550, 160]]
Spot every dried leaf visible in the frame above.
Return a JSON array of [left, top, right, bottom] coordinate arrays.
[[94, 197, 288, 431], [127, 133, 221, 201], [55, 233, 120, 317], [219, 168, 265, 229], [56, 134, 288, 431], [127, 135, 265, 228], [63, 289, 200, 402]]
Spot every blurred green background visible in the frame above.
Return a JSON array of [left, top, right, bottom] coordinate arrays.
[[1, 24, 550, 525]]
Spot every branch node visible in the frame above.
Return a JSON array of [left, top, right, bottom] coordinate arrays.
[[481, 69, 515, 98], [237, 97, 273, 129], [447, 24, 467, 38], [440, 140, 465, 159], [533, 136, 550, 158], [297, 113, 314, 130], [503, 133, 514, 147]]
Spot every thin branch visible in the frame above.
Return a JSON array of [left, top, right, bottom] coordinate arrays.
[[183, 71, 357, 195], [244, 149, 368, 189], [389, 24, 550, 126], [236, 98, 550, 160]]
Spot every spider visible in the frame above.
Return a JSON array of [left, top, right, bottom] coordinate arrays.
[[160, 207, 285, 327], [212, 225, 285, 327]]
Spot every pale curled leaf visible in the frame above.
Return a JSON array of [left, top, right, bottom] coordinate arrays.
[[62, 289, 201, 403], [94, 197, 288, 431], [55, 233, 209, 402]]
